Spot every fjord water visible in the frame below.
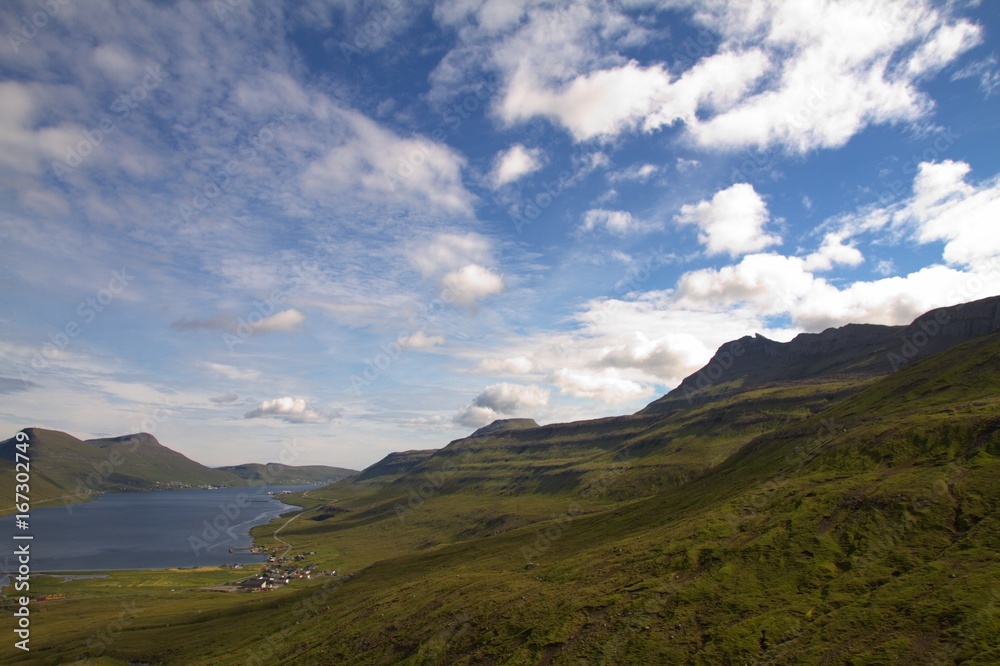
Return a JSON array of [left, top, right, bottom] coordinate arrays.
[[0, 485, 315, 572]]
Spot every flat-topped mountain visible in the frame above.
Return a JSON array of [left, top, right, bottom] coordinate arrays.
[[217, 462, 356, 485]]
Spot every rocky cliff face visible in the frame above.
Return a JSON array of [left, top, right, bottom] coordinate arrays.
[[642, 295, 1000, 415]]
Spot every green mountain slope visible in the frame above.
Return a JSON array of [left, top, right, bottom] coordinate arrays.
[[643, 294, 1000, 414], [0, 428, 245, 510], [217, 462, 357, 484], [229, 332, 1000, 663], [10, 330, 999, 664], [5, 299, 999, 664]]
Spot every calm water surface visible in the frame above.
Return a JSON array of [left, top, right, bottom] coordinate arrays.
[[0, 485, 314, 572]]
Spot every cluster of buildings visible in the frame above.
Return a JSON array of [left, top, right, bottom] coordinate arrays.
[[236, 558, 337, 592]]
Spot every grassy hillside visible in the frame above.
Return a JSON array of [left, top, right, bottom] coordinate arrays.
[[217, 462, 357, 485], [7, 334, 998, 664], [0, 429, 245, 512]]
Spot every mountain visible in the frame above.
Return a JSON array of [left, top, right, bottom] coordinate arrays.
[[217, 462, 356, 485], [0, 429, 356, 511], [6, 298, 1000, 664], [643, 294, 1000, 414], [0, 428, 243, 507]]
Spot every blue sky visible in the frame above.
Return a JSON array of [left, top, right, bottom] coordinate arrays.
[[1, 0, 999, 470]]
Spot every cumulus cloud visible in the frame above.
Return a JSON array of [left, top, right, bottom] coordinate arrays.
[[490, 143, 545, 187], [453, 404, 500, 428], [406, 232, 504, 307], [905, 161, 1000, 268], [549, 368, 652, 404], [804, 233, 865, 272], [442, 264, 505, 308], [433, 1, 981, 152], [301, 107, 473, 214], [244, 397, 333, 424], [397, 331, 446, 349], [454, 382, 549, 428], [676, 183, 781, 257]]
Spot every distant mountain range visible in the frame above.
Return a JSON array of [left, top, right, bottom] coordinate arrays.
[[0, 429, 356, 511]]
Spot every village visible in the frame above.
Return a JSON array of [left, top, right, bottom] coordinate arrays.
[[215, 550, 337, 592]]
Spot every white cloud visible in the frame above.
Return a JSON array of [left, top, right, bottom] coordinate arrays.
[[453, 404, 500, 428], [501, 60, 674, 142], [244, 397, 332, 424], [256, 309, 305, 332], [210, 392, 240, 404], [301, 107, 473, 213], [675, 158, 701, 173], [580, 208, 658, 236], [397, 331, 446, 349], [490, 143, 545, 187], [804, 233, 865, 272], [951, 55, 1000, 98], [676, 183, 781, 257], [474, 382, 549, 412], [608, 163, 661, 183], [907, 21, 982, 76], [681, 163, 1000, 326], [550, 368, 652, 404], [594, 331, 701, 379], [408, 232, 494, 278], [407, 232, 505, 308], [477, 356, 534, 375], [442, 264, 505, 308], [200, 362, 261, 382], [903, 161, 1000, 268], [435, 1, 981, 152], [453, 381, 549, 428]]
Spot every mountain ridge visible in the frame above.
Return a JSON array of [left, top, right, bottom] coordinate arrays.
[[642, 294, 1000, 415], [0, 428, 357, 512]]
